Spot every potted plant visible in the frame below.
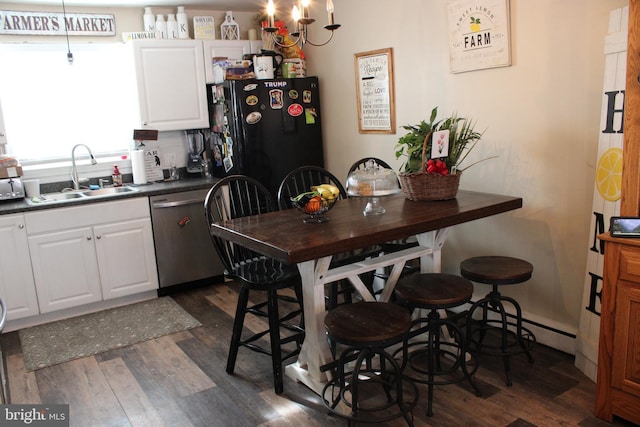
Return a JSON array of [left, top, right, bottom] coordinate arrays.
[[394, 107, 487, 200]]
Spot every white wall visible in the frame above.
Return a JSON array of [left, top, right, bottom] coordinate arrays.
[[303, 0, 628, 353]]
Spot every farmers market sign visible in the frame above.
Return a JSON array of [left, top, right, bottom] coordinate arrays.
[[0, 10, 115, 36]]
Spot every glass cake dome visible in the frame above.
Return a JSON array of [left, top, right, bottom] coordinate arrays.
[[346, 159, 401, 215]]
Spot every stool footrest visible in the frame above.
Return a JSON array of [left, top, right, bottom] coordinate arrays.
[[467, 322, 536, 356]]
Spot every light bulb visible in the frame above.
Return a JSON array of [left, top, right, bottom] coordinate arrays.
[[326, 0, 334, 13], [267, 0, 275, 27]]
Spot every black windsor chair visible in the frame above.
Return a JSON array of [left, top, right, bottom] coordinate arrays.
[[205, 175, 305, 394]]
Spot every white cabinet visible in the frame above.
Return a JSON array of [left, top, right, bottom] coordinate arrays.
[[28, 226, 102, 313], [0, 99, 7, 148], [130, 40, 209, 131], [202, 40, 263, 83], [26, 198, 158, 313], [0, 214, 39, 320], [94, 218, 158, 299]]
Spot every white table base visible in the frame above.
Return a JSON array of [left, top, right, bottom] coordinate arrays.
[[285, 228, 450, 394]]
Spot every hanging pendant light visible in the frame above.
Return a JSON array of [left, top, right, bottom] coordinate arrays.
[[61, 0, 73, 63]]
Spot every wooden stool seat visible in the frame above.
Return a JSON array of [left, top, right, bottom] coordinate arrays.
[[460, 256, 533, 285], [322, 302, 418, 426], [460, 256, 535, 386], [394, 273, 481, 417], [324, 301, 411, 347], [395, 273, 473, 309]]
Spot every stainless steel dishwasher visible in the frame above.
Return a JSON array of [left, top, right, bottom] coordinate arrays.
[[150, 188, 224, 295]]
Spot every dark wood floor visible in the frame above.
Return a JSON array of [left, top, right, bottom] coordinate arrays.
[[1, 281, 636, 427]]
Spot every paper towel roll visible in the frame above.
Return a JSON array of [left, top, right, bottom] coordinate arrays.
[[131, 149, 147, 185]]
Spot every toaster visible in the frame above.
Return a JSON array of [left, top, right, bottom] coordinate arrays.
[[0, 177, 24, 200]]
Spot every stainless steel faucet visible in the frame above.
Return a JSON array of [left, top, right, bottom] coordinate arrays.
[[71, 144, 97, 190]]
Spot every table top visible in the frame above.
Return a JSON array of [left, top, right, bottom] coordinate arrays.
[[209, 190, 523, 264]]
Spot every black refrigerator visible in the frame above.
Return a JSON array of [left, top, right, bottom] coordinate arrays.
[[206, 77, 324, 197]]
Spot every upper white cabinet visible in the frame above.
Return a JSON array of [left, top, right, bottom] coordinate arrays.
[[130, 40, 209, 131], [0, 214, 39, 320], [202, 40, 263, 83]]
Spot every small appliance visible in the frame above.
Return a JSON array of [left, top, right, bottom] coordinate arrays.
[[0, 177, 23, 200], [186, 130, 204, 174]]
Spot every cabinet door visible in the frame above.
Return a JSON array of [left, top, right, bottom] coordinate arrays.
[[0, 215, 39, 319], [612, 284, 640, 400], [0, 98, 7, 147], [28, 227, 102, 313], [132, 40, 208, 131], [94, 218, 158, 299], [202, 40, 253, 83]]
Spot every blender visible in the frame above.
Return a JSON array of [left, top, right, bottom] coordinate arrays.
[[186, 130, 204, 175]]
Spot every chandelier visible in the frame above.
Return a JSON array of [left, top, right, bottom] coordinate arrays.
[[263, 0, 341, 49]]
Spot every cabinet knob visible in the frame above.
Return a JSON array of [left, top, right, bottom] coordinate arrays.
[[18, 224, 24, 229], [96, 235, 102, 239], [87, 236, 92, 240]]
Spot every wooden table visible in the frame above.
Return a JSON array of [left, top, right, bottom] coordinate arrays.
[[209, 190, 523, 394]]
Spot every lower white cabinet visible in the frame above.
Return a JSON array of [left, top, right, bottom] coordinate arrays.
[[0, 214, 39, 320], [26, 198, 158, 314]]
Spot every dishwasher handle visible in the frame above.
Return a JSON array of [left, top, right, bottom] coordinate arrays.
[[0, 298, 7, 332], [152, 197, 205, 209]]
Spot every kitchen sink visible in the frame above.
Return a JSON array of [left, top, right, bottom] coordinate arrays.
[[27, 186, 139, 205], [38, 192, 85, 202], [81, 187, 137, 197]]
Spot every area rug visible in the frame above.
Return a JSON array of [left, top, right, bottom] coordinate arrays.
[[19, 297, 201, 371]]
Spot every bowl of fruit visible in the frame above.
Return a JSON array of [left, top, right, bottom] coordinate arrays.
[[291, 184, 340, 223]]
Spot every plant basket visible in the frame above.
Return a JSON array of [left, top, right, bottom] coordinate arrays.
[[398, 132, 462, 201], [399, 171, 461, 201]]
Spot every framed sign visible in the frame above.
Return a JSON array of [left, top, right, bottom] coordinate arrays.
[[447, 0, 511, 73], [354, 48, 396, 134]]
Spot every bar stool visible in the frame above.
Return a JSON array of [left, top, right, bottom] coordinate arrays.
[[322, 302, 418, 426], [394, 273, 481, 417], [460, 256, 536, 386]]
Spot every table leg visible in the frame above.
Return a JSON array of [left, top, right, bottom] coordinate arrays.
[[285, 256, 335, 395]]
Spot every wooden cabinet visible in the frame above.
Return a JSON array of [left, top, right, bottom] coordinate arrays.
[[0, 214, 39, 320], [130, 39, 209, 131], [595, 235, 640, 424], [202, 40, 262, 83], [596, 2, 640, 424], [26, 198, 158, 313]]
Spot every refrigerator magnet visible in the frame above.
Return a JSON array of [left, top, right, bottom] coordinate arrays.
[[303, 90, 312, 103], [305, 108, 317, 124], [288, 104, 303, 117], [288, 89, 299, 100], [246, 95, 258, 106], [269, 89, 284, 109], [223, 156, 233, 173], [246, 112, 262, 124]]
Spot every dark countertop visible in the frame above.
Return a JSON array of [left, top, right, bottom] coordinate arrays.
[[0, 176, 219, 215]]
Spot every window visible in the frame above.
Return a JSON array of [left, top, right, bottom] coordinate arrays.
[[0, 43, 137, 165]]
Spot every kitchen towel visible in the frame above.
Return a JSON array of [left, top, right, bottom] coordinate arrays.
[[131, 149, 147, 184]]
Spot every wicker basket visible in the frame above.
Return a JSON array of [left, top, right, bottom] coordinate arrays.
[[398, 132, 462, 201]]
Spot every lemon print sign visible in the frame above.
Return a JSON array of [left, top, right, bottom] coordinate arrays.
[[447, 0, 511, 73], [596, 148, 623, 202]]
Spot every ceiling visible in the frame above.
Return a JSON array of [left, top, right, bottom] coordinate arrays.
[[14, 0, 263, 11]]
